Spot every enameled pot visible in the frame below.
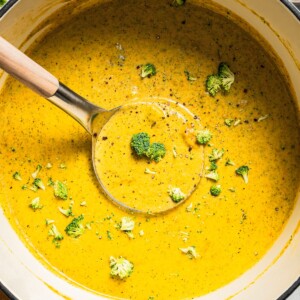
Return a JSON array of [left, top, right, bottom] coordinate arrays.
[[0, 0, 299, 299]]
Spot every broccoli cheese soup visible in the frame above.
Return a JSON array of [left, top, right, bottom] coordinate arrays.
[[0, 0, 299, 299]]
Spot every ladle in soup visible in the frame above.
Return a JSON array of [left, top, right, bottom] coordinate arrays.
[[0, 37, 204, 214]]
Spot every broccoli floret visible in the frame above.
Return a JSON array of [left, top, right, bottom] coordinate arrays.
[[45, 219, 55, 225], [209, 148, 224, 162], [131, 132, 150, 156], [144, 168, 156, 175], [110, 256, 134, 279], [119, 217, 135, 239], [59, 204, 73, 217], [85, 222, 93, 230], [59, 163, 67, 169], [53, 180, 68, 200], [205, 171, 219, 181], [29, 197, 43, 210], [225, 159, 235, 166], [48, 224, 63, 248], [46, 162, 52, 169], [172, 146, 177, 158], [257, 114, 269, 122], [29, 185, 38, 192], [171, 0, 186, 7], [65, 214, 84, 238], [107, 230, 113, 240], [140, 63, 156, 78], [196, 129, 212, 145], [168, 187, 186, 203], [146, 143, 166, 162], [218, 62, 235, 92], [235, 166, 250, 184], [13, 172, 22, 181], [131, 133, 166, 162], [224, 118, 234, 127], [179, 246, 199, 259], [208, 161, 218, 171], [31, 164, 42, 179], [120, 217, 135, 231], [210, 184, 221, 196], [184, 70, 197, 81], [0, 0, 7, 7], [48, 177, 54, 186], [205, 62, 235, 96], [33, 178, 46, 190], [206, 75, 222, 97]]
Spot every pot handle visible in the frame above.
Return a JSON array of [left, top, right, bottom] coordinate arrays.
[[0, 36, 59, 97]]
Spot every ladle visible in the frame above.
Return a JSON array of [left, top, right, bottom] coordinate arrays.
[[0, 36, 204, 214]]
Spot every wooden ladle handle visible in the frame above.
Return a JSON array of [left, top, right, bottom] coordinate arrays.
[[0, 36, 59, 98]]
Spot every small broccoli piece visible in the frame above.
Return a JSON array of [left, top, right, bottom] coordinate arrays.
[[205, 171, 219, 181], [206, 75, 222, 97], [48, 224, 63, 248], [210, 184, 221, 196], [146, 143, 166, 162], [59, 163, 67, 169], [179, 246, 199, 259], [140, 63, 156, 78], [21, 184, 28, 190], [131, 132, 150, 157], [33, 178, 46, 190], [46, 163, 52, 169], [45, 219, 55, 225], [53, 180, 68, 200], [13, 172, 22, 181], [29, 197, 43, 210], [172, 146, 177, 158], [120, 217, 135, 231], [233, 119, 241, 126], [218, 62, 235, 92], [208, 161, 218, 171], [209, 148, 224, 162], [186, 203, 193, 212], [59, 204, 73, 217], [110, 256, 134, 279], [48, 177, 54, 186], [29, 185, 38, 192], [107, 230, 113, 240], [171, 0, 186, 6], [257, 114, 269, 122], [196, 130, 212, 145], [225, 159, 235, 166], [31, 164, 42, 179], [120, 217, 135, 239], [65, 214, 84, 238], [184, 70, 197, 81], [224, 119, 234, 127], [85, 222, 93, 230], [145, 168, 156, 175], [235, 166, 250, 184], [168, 187, 186, 203]]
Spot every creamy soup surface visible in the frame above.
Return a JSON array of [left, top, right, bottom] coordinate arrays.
[[0, 0, 300, 299]]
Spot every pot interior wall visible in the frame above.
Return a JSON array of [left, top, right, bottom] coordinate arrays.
[[0, 0, 299, 299]]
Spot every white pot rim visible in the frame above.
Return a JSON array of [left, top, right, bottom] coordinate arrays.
[[0, 1, 300, 299]]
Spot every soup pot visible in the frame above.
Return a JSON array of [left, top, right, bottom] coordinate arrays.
[[0, 0, 299, 299]]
